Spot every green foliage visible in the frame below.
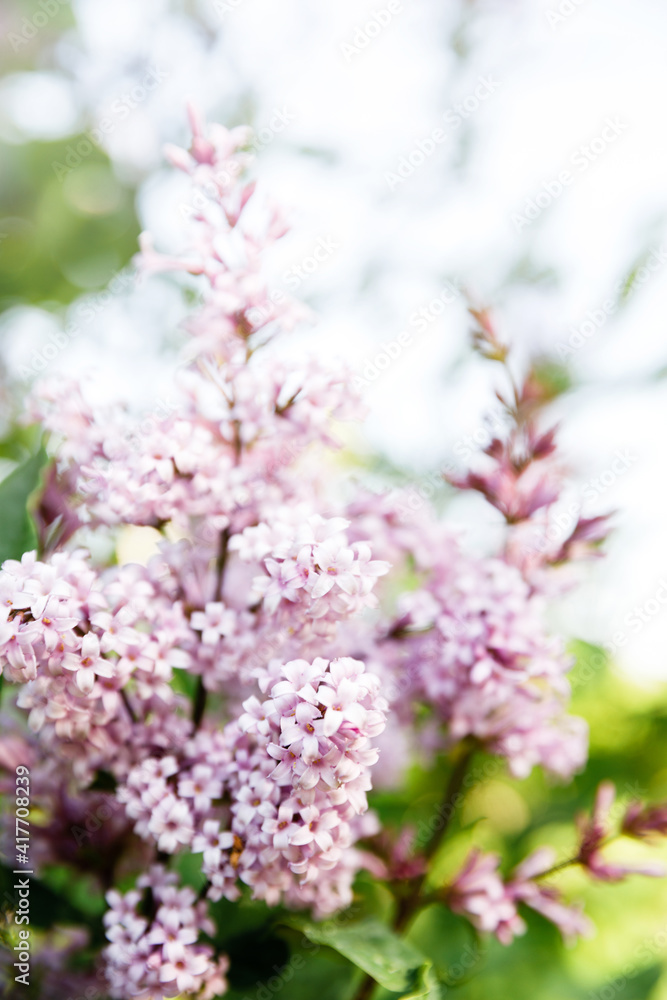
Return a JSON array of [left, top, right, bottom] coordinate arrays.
[[405, 904, 483, 988], [398, 962, 442, 998], [530, 356, 573, 398], [290, 915, 430, 993], [0, 139, 139, 314], [0, 443, 47, 562]]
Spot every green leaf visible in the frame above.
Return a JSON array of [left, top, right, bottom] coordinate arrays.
[[406, 903, 482, 986], [172, 666, 198, 698], [289, 916, 428, 993], [400, 961, 441, 999], [175, 850, 207, 893], [0, 445, 48, 564]]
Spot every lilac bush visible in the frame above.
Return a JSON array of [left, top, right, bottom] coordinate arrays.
[[1, 109, 666, 999]]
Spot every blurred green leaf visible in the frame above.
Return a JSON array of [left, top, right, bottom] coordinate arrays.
[[0, 444, 47, 562], [531, 356, 574, 398], [406, 904, 483, 986], [0, 139, 139, 314], [172, 666, 199, 699], [175, 850, 207, 894], [594, 964, 662, 1000]]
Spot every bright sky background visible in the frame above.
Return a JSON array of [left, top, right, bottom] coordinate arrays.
[[1, 0, 666, 680]]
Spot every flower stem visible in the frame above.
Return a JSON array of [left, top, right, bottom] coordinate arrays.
[[395, 743, 476, 930], [193, 526, 231, 732], [351, 973, 377, 1000], [120, 688, 137, 724], [536, 836, 618, 881], [214, 526, 231, 602], [351, 744, 476, 1000], [535, 856, 581, 880], [192, 676, 208, 731]]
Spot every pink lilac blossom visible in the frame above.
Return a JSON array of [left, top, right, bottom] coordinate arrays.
[[576, 782, 666, 881], [506, 848, 592, 944], [446, 782, 667, 947], [622, 801, 667, 839], [339, 494, 588, 780], [447, 847, 592, 946], [0, 548, 193, 782], [103, 867, 229, 999], [118, 656, 387, 917], [446, 850, 525, 944]]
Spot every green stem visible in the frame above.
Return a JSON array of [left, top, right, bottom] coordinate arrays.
[[535, 856, 580, 880], [536, 836, 618, 882], [351, 745, 476, 1000], [395, 744, 476, 930]]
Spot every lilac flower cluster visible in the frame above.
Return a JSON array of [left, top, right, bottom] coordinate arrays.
[[29, 108, 357, 536], [104, 867, 229, 999], [446, 781, 667, 946], [339, 492, 586, 780], [31, 362, 358, 531], [389, 550, 587, 778], [118, 656, 386, 917], [0, 548, 192, 779], [233, 514, 390, 636], [446, 848, 591, 945]]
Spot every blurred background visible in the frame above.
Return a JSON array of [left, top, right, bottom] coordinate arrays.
[[1, 1, 667, 994]]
